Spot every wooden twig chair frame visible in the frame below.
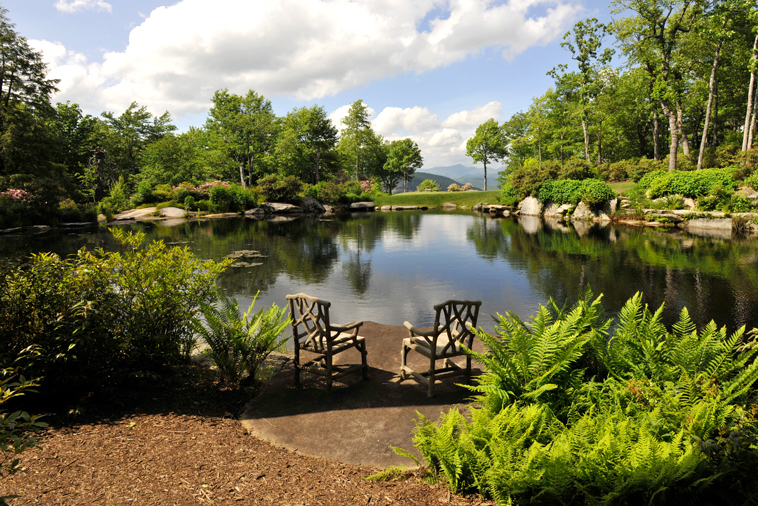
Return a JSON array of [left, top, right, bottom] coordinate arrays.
[[286, 293, 368, 391], [400, 300, 482, 397]]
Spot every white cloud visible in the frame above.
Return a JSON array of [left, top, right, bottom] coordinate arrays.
[[441, 101, 502, 128], [33, 0, 579, 117], [332, 101, 503, 167], [55, 0, 112, 13]]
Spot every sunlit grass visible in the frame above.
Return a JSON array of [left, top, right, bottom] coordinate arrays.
[[608, 181, 636, 195], [373, 190, 501, 208]]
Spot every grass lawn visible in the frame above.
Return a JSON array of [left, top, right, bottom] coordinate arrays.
[[373, 190, 501, 208], [608, 181, 636, 195]]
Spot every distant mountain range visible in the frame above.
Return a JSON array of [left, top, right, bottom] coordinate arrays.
[[417, 163, 504, 191]]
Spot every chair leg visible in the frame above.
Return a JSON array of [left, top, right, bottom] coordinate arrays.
[[294, 347, 301, 387], [465, 355, 472, 383], [400, 342, 409, 380], [361, 341, 368, 380], [427, 357, 435, 398], [326, 353, 333, 392]]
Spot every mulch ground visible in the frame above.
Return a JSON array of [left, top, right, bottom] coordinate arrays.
[[1, 364, 493, 506]]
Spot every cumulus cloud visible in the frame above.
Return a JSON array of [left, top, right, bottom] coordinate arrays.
[[33, 0, 579, 117], [341, 101, 503, 167], [55, 0, 112, 13]]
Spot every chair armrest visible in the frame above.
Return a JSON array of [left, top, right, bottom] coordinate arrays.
[[404, 321, 435, 337], [331, 321, 363, 332]]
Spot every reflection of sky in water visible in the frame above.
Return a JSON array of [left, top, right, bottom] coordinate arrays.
[[234, 214, 543, 332], [4, 212, 758, 335]]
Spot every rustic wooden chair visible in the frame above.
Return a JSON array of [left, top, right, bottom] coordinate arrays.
[[286, 293, 368, 391], [400, 300, 482, 397]]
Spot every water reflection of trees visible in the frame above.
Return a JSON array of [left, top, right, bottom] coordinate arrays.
[[466, 216, 758, 331]]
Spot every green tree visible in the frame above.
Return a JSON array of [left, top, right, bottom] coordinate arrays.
[[101, 101, 175, 178], [139, 127, 225, 187], [206, 89, 277, 187], [382, 138, 423, 193], [48, 102, 98, 186], [276, 105, 339, 184], [466, 118, 508, 191], [339, 100, 373, 181]]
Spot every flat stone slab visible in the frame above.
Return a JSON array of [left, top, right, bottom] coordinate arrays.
[[685, 218, 732, 230], [261, 202, 303, 214], [61, 222, 97, 227], [159, 206, 186, 218], [441, 202, 457, 209], [114, 207, 157, 220], [240, 322, 484, 469]]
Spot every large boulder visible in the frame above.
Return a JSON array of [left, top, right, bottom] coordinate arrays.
[[300, 197, 325, 214], [159, 206, 186, 218], [518, 196, 543, 216], [261, 202, 303, 214], [543, 203, 572, 219], [571, 201, 594, 221], [245, 208, 265, 218], [350, 201, 376, 212]]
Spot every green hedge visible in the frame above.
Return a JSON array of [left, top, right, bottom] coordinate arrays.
[[644, 168, 736, 199], [538, 179, 616, 208]]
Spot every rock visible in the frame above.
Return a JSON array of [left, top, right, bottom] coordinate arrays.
[[114, 207, 157, 220], [323, 204, 335, 214], [61, 222, 96, 227], [602, 198, 618, 215], [441, 202, 457, 209], [0, 227, 22, 234], [202, 212, 241, 219], [648, 213, 684, 223], [300, 197, 325, 214], [472, 203, 484, 212], [488, 205, 509, 216], [683, 198, 697, 209], [160, 206, 186, 218], [518, 196, 543, 217], [350, 201, 376, 211], [380, 205, 392, 211], [28, 225, 51, 234], [543, 203, 572, 218], [245, 208, 265, 217], [261, 202, 303, 213], [392, 205, 418, 211], [736, 186, 758, 199], [571, 201, 594, 221], [684, 218, 732, 231]]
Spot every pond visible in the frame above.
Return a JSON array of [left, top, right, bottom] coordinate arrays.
[[3, 210, 758, 333]]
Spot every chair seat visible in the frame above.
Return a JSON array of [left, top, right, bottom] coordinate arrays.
[[409, 334, 462, 357], [301, 333, 365, 355]]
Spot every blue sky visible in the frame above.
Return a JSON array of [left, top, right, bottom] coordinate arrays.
[[7, 0, 614, 168]]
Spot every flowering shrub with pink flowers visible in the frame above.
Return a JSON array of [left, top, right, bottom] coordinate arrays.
[[1, 189, 31, 202], [461, 182, 474, 191], [447, 183, 461, 192]]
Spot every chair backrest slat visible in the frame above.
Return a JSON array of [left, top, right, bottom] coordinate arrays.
[[432, 300, 481, 355], [287, 293, 333, 353]]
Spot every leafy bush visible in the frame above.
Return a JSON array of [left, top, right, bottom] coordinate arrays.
[[209, 184, 232, 212], [304, 181, 343, 204], [417, 179, 440, 192], [558, 157, 595, 180], [647, 168, 736, 199], [57, 199, 97, 223], [192, 293, 290, 387], [500, 184, 519, 206], [447, 183, 461, 192], [101, 176, 131, 213], [539, 179, 616, 208], [399, 291, 758, 505], [0, 229, 228, 404], [461, 183, 473, 191], [256, 174, 304, 204], [598, 159, 637, 182], [132, 180, 156, 205], [510, 160, 560, 199], [629, 157, 666, 182]]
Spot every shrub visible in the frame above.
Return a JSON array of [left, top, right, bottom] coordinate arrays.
[[209, 184, 232, 212], [647, 168, 736, 199], [558, 157, 595, 180], [510, 160, 560, 199], [397, 291, 758, 505], [599, 159, 636, 182], [539, 179, 616, 208], [191, 293, 290, 387], [101, 176, 131, 213], [305, 181, 342, 205], [153, 184, 173, 201], [447, 183, 461, 192], [0, 229, 229, 404], [195, 200, 210, 212], [256, 175, 304, 204], [132, 180, 156, 205], [417, 179, 440, 192], [461, 183, 473, 191], [500, 184, 519, 206], [183, 196, 196, 211], [57, 199, 97, 223]]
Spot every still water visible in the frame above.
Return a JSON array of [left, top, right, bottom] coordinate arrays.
[[3, 211, 758, 333]]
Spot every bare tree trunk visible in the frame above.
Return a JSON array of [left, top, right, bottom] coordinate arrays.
[[749, 95, 758, 149], [582, 119, 590, 163], [653, 110, 661, 161], [661, 100, 679, 171], [712, 84, 719, 146], [677, 101, 691, 156], [597, 120, 603, 164], [743, 34, 758, 151], [698, 37, 724, 170], [239, 166, 246, 187], [315, 148, 321, 184], [483, 160, 488, 191]]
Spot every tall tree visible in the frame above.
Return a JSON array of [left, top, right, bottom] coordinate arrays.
[[339, 100, 373, 181], [101, 101, 175, 178], [559, 18, 615, 163], [205, 89, 277, 187], [276, 105, 338, 184], [466, 119, 508, 191], [382, 138, 423, 193]]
